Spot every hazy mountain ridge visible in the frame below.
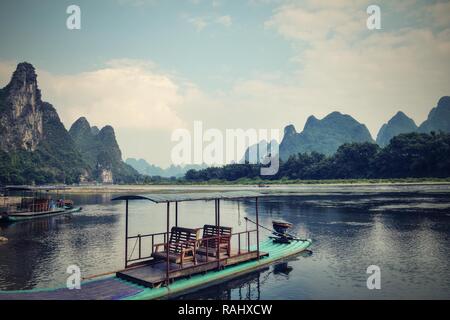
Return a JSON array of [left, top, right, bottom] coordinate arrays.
[[245, 96, 450, 162], [241, 139, 279, 164], [126, 158, 207, 178], [376, 96, 450, 146], [418, 96, 450, 133], [376, 111, 418, 146], [279, 112, 374, 160]]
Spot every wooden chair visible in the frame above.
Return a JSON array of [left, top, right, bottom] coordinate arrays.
[[197, 225, 232, 258], [152, 227, 200, 267]]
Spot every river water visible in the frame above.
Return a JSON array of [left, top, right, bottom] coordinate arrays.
[[0, 184, 449, 299]]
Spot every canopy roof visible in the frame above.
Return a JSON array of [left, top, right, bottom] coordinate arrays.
[[112, 191, 265, 203]]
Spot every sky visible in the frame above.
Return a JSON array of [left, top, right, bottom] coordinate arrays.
[[0, 0, 449, 167]]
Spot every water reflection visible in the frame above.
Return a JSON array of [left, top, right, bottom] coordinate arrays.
[[176, 259, 313, 300], [0, 197, 123, 290]]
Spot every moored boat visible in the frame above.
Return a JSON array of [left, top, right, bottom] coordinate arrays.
[[3, 206, 82, 222], [0, 185, 82, 223]]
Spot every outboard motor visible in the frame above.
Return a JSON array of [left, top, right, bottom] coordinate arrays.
[[272, 220, 294, 243]]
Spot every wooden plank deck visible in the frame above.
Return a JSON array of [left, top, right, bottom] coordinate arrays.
[[116, 249, 269, 288]]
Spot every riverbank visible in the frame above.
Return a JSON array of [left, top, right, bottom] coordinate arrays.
[[63, 178, 450, 194], [177, 177, 450, 186]]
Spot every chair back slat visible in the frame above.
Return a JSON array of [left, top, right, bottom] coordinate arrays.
[[202, 225, 232, 248], [168, 227, 199, 254]]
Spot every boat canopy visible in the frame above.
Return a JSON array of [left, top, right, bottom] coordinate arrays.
[[113, 190, 265, 273], [112, 190, 265, 203]]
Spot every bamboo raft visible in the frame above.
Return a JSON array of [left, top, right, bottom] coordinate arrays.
[[0, 238, 311, 300]]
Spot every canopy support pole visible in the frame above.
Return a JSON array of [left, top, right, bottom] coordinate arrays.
[[175, 202, 178, 227], [256, 197, 260, 260], [217, 199, 221, 269], [214, 199, 217, 226], [166, 202, 170, 285], [125, 199, 129, 269], [217, 199, 221, 227]]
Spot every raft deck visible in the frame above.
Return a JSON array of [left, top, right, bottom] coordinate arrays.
[[117, 248, 269, 288], [0, 278, 144, 300]]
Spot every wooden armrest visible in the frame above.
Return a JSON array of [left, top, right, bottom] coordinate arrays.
[[153, 242, 167, 252], [182, 247, 194, 254], [180, 247, 196, 265], [182, 247, 196, 259]]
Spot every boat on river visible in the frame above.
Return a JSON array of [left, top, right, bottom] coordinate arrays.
[[0, 185, 82, 222], [0, 191, 311, 300]]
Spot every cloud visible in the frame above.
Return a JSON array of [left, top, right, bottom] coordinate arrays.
[[425, 1, 450, 29], [188, 17, 208, 31], [0, 59, 189, 131], [248, 0, 283, 5], [116, 0, 157, 7], [212, 0, 221, 8], [216, 15, 232, 27], [256, 0, 450, 135], [186, 14, 233, 31]]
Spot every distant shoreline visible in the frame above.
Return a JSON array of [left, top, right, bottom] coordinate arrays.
[[64, 178, 450, 194]]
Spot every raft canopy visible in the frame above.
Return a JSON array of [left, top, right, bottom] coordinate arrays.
[[112, 190, 266, 203], [113, 190, 266, 276]]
